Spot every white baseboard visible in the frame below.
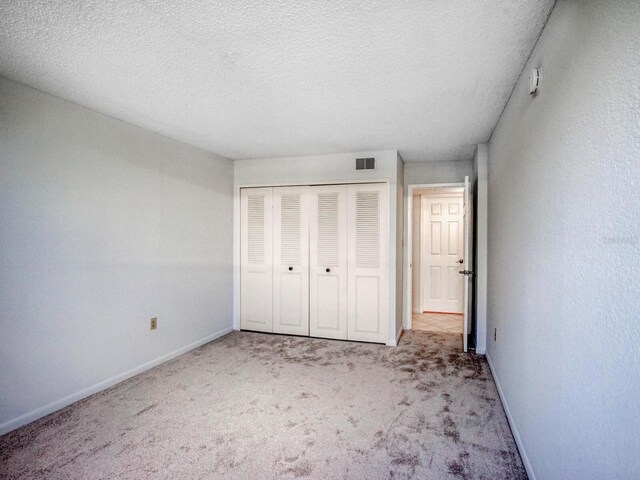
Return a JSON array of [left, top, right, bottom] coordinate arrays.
[[0, 326, 233, 436], [387, 328, 403, 346], [485, 352, 536, 480]]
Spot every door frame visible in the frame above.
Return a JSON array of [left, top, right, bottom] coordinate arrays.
[[404, 183, 465, 331]]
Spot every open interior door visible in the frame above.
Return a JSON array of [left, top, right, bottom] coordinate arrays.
[[462, 176, 474, 352]]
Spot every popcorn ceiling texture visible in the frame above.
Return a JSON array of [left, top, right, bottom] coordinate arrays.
[[0, 0, 553, 162]]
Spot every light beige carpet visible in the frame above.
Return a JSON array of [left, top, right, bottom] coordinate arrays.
[[0, 330, 526, 479]]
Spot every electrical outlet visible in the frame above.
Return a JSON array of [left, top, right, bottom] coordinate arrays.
[[150, 317, 157, 330], [494, 328, 497, 341]]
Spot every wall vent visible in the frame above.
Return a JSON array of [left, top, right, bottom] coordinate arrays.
[[355, 157, 376, 171]]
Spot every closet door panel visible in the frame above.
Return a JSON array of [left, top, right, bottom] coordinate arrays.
[[273, 186, 310, 336], [240, 188, 273, 332], [354, 276, 381, 333], [347, 184, 389, 343], [310, 185, 348, 340]]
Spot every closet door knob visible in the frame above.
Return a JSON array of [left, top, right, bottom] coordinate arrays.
[[288, 266, 293, 271], [326, 268, 331, 273]]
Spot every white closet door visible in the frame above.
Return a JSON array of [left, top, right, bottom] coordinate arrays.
[[309, 185, 348, 340], [347, 184, 389, 343], [272, 186, 310, 336], [240, 187, 273, 332]]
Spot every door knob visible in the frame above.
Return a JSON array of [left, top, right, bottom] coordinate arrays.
[[326, 268, 331, 273], [288, 266, 293, 271], [458, 259, 464, 264]]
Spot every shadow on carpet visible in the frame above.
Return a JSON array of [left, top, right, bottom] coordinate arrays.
[[0, 330, 527, 479]]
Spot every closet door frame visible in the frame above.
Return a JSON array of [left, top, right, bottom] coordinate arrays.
[[234, 180, 392, 345]]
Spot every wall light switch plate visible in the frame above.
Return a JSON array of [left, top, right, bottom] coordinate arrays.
[[150, 317, 157, 330], [528, 68, 540, 94]]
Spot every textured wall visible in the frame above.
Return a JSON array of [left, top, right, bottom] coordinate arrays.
[[0, 78, 234, 433], [486, 1, 640, 478], [472, 145, 488, 354], [395, 153, 405, 339], [411, 195, 421, 312], [404, 160, 473, 187]]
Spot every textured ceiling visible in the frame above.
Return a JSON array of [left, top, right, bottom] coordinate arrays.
[[0, 1, 554, 162]]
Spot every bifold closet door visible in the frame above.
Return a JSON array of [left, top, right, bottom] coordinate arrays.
[[309, 185, 348, 340], [347, 183, 389, 343], [240, 187, 273, 333], [272, 186, 310, 336]]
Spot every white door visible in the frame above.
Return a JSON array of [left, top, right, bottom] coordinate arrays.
[[240, 187, 273, 333], [272, 186, 310, 336], [309, 185, 348, 340], [462, 176, 473, 352], [347, 183, 389, 343], [421, 194, 464, 314]]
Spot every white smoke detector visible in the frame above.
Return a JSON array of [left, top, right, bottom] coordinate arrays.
[[528, 68, 540, 94]]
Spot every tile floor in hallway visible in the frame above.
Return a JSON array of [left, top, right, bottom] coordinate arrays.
[[413, 312, 464, 334]]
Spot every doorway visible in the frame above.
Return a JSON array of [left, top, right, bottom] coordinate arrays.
[[405, 180, 473, 351]]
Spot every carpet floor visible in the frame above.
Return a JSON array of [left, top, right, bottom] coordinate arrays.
[[0, 330, 526, 479]]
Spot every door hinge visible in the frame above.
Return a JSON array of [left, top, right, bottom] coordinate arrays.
[[458, 270, 474, 276]]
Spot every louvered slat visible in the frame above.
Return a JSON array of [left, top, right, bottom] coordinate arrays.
[[280, 194, 301, 266], [317, 193, 340, 266], [247, 195, 264, 264], [356, 191, 380, 268]]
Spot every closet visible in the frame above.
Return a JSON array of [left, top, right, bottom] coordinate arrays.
[[240, 183, 389, 344]]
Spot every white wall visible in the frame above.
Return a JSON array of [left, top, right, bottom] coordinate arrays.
[[395, 153, 405, 340], [404, 160, 473, 186], [486, 1, 640, 479], [472, 145, 488, 354], [0, 77, 234, 434], [234, 150, 402, 345], [411, 195, 421, 312]]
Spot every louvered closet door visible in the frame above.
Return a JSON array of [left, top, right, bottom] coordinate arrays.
[[309, 185, 348, 340], [347, 184, 389, 343], [272, 186, 310, 336], [240, 188, 273, 333]]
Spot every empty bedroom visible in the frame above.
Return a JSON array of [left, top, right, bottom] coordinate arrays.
[[1, 1, 638, 479]]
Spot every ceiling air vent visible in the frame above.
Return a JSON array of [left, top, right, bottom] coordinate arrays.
[[356, 157, 376, 171]]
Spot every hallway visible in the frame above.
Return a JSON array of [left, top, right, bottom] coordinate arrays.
[[412, 312, 463, 334]]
